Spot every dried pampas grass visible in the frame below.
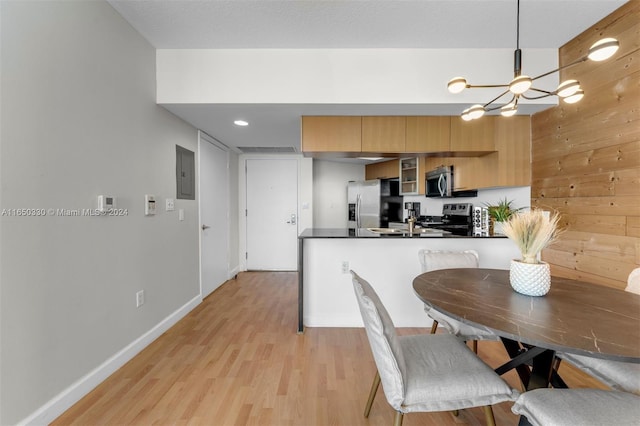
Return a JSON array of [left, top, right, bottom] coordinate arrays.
[[502, 209, 562, 264]]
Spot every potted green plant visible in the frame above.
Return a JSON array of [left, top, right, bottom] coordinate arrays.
[[485, 198, 523, 235], [502, 209, 563, 296]]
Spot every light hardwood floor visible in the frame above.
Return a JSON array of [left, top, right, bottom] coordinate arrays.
[[52, 271, 607, 425]]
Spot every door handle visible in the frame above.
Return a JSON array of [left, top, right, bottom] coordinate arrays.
[[286, 214, 297, 225], [438, 174, 445, 197], [356, 194, 361, 228], [202, 224, 211, 231]]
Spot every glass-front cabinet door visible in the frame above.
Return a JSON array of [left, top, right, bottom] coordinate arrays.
[[399, 157, 419, 195]]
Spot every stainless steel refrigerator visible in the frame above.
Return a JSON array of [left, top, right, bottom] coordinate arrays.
[[347, 179, 402, 229]]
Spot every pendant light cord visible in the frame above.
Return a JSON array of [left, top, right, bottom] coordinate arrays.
[[516, 0, 520, 50], [514, 0, 522, 77]]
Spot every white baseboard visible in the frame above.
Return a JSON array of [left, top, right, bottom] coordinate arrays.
[[19, 295, 202, 426], [228, 265, 241, 279]]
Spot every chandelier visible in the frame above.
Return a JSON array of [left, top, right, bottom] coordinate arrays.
[[447, 0, 619, 120]]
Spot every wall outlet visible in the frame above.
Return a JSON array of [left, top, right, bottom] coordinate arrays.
[[136, 290, 144, 307], [341, 261, 350, 274], [166, 198, 175, 211]]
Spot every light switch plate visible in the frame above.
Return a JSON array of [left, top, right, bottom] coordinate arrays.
[[144, 195, 156, 216]]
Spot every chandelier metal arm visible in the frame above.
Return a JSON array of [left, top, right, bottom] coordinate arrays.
[[531, 56, 589, 81], [482, 90, 514, 109], [528, 87, 554, 95], [521, 93, 553, 100], [467, 84, 510, 89]]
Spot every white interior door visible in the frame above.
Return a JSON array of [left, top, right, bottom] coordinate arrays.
[[246, 158, 298, 270], [200, 133, 229, 297]]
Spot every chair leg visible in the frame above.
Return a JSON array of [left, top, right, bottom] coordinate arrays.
[[393, 410, 404, 426], [430, 320, 439, 334], [364, 371, 381, 418], [552, 356, 562, 371], [483, 405, 496, 426], [472, 340, 478, 354]]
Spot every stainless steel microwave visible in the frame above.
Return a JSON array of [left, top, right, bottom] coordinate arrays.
[[425, 166, 453, 197]]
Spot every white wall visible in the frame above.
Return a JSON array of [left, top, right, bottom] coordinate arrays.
[[403, 186, 532, 218], [312, 160, 365, 228], [157, 48, 560, 107], [0, 1, 201, 424]]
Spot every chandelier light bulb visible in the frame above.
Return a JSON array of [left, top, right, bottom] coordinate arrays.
[[501, 103, 518, 117], [509, 75, 532, 95], [447, 77, 468, 94], [563, 89, 584, 104], [556, 80, 581, 98], [468, 104, 485, 120], [461, 108, 473, 121], [587, 38, 619, 61]]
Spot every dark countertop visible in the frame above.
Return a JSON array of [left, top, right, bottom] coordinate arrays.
[[298, 228, 506, 239]]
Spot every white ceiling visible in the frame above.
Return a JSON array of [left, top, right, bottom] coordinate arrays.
[[108, 0, 626, 153]]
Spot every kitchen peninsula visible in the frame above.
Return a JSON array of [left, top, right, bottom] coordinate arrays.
[[297, 228, 521, 333]]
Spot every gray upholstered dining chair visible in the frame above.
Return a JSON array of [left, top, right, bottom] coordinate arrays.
[[554, 267, 640, 394], [351, 271, 519, 426], [418, 249, 498, 353], [512, 388, 640, 426]]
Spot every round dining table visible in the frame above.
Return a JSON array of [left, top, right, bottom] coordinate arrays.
[[413, 268, 640, 390]]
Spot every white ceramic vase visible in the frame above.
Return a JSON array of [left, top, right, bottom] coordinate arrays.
[[493, 221, 505, 236], [510, 260, 551, 296]]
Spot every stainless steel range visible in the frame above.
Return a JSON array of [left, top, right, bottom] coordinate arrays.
[[421, 203, 474, 236]]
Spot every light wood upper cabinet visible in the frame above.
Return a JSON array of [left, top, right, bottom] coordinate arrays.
[[452, 157, 493, 190], [365, 159, 400, 180], [423, 116, 531, 190], [301, 116, 362, 152], [301, 114, 531, 189], [494, 116, 531, 187], [361, 116, 406, 153], [450, 116, 496, 152], [448, 116, 531, 189], [405, 116, 450, 152]]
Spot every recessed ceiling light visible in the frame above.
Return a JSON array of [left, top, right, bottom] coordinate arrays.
[[234, 120, 249, 126]]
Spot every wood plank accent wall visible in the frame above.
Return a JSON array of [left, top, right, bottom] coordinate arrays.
[[531, 1, 639, 289]]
